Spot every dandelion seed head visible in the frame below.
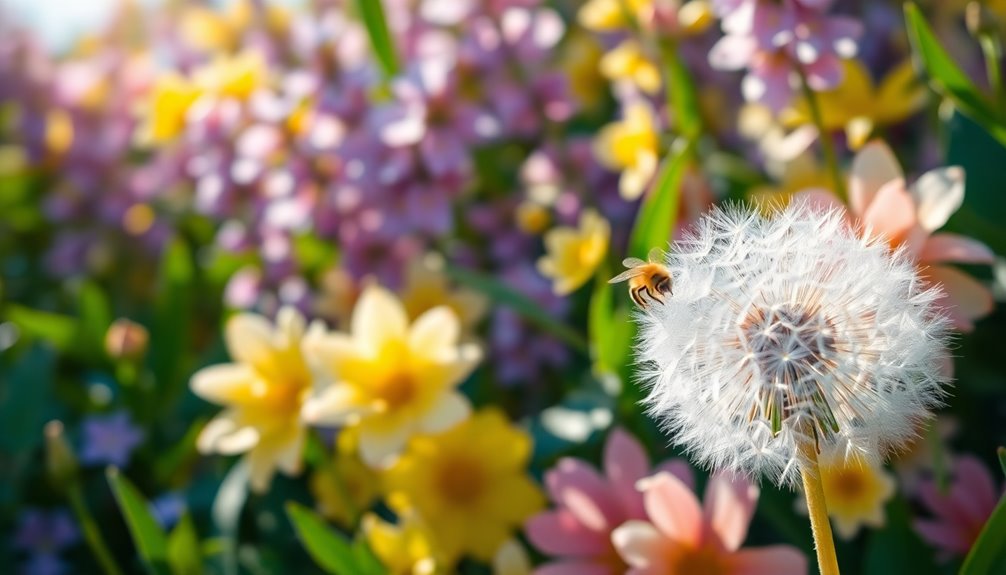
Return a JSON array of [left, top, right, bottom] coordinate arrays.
[[635, 203, 952, 486]]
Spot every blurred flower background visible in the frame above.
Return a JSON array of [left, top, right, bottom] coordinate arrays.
[[1, 0, 1005, 573]]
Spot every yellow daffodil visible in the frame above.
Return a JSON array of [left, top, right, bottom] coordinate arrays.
[[600, 40, 662, 95], [782, 59, 926, 149], [190, 307, 312, 492], [178, 1, 291, 53], [817, 452, 897, 540], [364, 509, 440, 575], [309, 430, 379, 528], [399, 254, 488, 335], [139, 73, 201, 145], [579, 0, 650, 31], [594, 101, 660, 200], [383, 409, 544, 563], [748, 151, 832, 212], [193, 51, 267, 100], [559, 31, 605, 111], [301, 286, 480, 467], [537, 208, 610, 295]]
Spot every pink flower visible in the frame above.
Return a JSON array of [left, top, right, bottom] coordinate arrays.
[[800, 141, 995, 331], [525, 428, 692, 575], [612, 472, 807, 575], [914, 455, 1004, 560]]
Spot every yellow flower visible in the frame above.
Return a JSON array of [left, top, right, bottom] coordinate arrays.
[[747, 151, 832, 212], [594, 101, 660, 200], [537, 209, 610, 295], [818, 452, 897, 540], [559, 31, 605, 111], [309, 430, 379, 528], [782, 59, 926, 150], [178, 6, 237, 52], [139, 73, 201, 145], [193, 51, 267, 100], [383, 410, 545, 563], [399, 254, 488, 335], [579, 0, 650, 31], [190, 308, 312, 492], [364, 509, 440, 575], [515, 200, 552, 235], [301, 286, 480, 467], [599, 40, 662, 95]]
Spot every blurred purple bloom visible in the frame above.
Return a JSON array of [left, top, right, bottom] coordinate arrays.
[[79, 411, 144, 468], [149, 493, 187, 530], [14, 509, 78, 575]]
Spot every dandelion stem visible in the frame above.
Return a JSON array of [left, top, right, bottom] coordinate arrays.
[[799, 439, 841, 575], [67, 484, 125, 575], [796, 65, 847, 204]]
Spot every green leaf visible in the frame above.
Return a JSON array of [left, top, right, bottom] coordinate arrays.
[[904, 3, 1006, 146], [998, 447, 1006, 478], [961, 491, 1006, 574], [106, 468, 171, 575], [167, 513, 203, 575], [627, 138, 693, 259], [152, 238, 195, 401], [588, 272, 634, 378], [355, 0, 398, 79], [4, 305, 77, 351], [285, 502, 359, 575], [0, 345, 57, 453], [351, 539, 386, 575], [444, 266, 590, 354], [77, 281, 112, 358], [660, 39, 702, 140]]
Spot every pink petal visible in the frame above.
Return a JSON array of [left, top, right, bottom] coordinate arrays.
[[546, 459, 624, 532], [920, 234, 995, 265], [803, 53, 844, 91], [708, 35, 757, 71], [611, 520, 667, 568], [526, 510, 611, 557], [917, 479, 975, 535], [952, 456, 1000, 525], [534, 561, 615, 575], [731, 545, 809, 575], [604, 428, 650, 519], [910, 167, 965, 232], [913, 518, 973, 555], [654, 459, 696, 491], [639, 472, 703, 546], [849, 141, 903, 216], [862, 178, 916, 245], [925, 265, 994, 332], [703, 472, 759, 552]]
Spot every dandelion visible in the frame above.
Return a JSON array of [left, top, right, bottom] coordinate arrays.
[[190, 307, 312, 492], [612, 471, 807, 574], [382, 409, 544, 564], [632, 203, 951, 574], [593, 101, 660, 200], [537, 208, 611, 295], [806, 451, 896, 540], [301, 286, 480, 467]]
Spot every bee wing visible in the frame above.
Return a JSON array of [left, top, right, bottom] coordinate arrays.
[[647, 247, 664, 264], [621, 257, 646, 268], [608, 268, 644, 283]]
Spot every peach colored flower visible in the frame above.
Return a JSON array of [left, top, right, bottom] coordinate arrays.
[[914, 455, 1004, 561], [800, 141, 995, 331], [525, 428, 692, 575], [612, 471, 807, 575]]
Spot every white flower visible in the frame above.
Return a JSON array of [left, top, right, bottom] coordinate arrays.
[[634, 203, 951, 486]]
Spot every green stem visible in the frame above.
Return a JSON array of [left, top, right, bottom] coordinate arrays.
[[979, 34, 1005, 116], [67, 484, 124, 575], [797, 65, 847, 204]]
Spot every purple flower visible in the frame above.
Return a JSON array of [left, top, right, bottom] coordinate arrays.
[[14, 509, 78, 575], [150, 493, 187, 530], [79, 411, 144, 468]]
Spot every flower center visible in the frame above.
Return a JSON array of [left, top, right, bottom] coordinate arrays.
[[829, 469, 867, 502], [435, 455, 487, 506], [672, 545, 731, 575], [375, 371, 417, 411], [739, 302, 840, 437]]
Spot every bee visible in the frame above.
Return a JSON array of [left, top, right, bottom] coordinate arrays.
[[608, 248, 672, 309]]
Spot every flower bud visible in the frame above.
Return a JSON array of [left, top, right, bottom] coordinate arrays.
[[966, 1, 1001, 39], [45, 420, 78, 489], [104, 318, 149, 362]]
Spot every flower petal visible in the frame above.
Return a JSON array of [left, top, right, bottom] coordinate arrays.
[[546, 459, 624, 532], [913, 518, 972, 555], [197, 411, 260, 455], [534, 561, 615, 575], [225, 313, 279, 373], [301, 385, 371, 425], [418, 391, 470, 433], [920, 234, 995, 265], [910, 166, 965, 232], [925, 265, 994, 332], [611, 520, 665, 568], [525, 510, 611, 557], [849, 140, 903, 216], [703, 472, 759, 552], [356, 420, 411, 468], [731, 545, 808, 575], [604, 428, 650, 519], [352, 286, 409, 352], [408, 305, 461, 360], [638, 471, 703, 546], [190, 363, 259, 405], [862, 178, 915, 244]]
